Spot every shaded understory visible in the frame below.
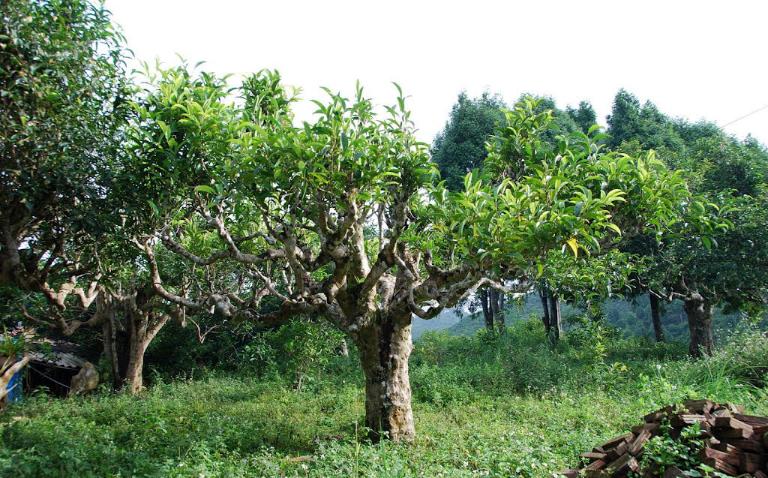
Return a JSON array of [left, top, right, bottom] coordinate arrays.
[[1, 322, 767, 477]]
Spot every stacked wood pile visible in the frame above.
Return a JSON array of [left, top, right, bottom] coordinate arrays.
[[558, 400, 768, 477]]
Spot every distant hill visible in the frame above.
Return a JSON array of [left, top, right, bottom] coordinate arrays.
[[445, 294, 579, 337], [443, 312, 483, 335], [411, 309, 462, 340]]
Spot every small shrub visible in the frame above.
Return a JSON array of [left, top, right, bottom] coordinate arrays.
[[232, 319, 348, 389], [639, 422, 705, 474]]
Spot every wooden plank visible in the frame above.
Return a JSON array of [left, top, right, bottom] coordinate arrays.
[[605, 441, 628, 462], [631, 422, 660, 434], [567, 404, 768, 478], [644, 409, 669, 423], [584, 471, 609, 478], [739, 451, 764, 474], [628, 429, 651, 456], [734, 413, 768, 426], [671, 414, 708, 428], [714, 416, 754, 431], [585, 459, 606, 471], [732, 418, 768, 435], [663, 466, 686, 478], [580, 452, 607, 461], [716, 426, 755, 439], [604, 453, 639, 476], [721, 438, 764, 453], [684, 399, 714, 414], [556, 469, 579, 478], [601, 433, 634, 450], [700, 447, 740, 467], [701, 456, 740, 476], [712, 442, 739, 454]]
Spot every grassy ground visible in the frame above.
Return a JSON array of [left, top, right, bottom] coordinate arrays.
[[1, 321, 766, 477]]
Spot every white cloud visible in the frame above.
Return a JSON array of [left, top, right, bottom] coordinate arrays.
[[106, 0, 768, 145]]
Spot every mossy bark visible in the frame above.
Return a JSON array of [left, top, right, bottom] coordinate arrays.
[[355, 311, 415, 442], [684, 293, 714, 357]]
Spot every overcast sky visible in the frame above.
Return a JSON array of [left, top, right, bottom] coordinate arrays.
[[105, 0, 768, 145]]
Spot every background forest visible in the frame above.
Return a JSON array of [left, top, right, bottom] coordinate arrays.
[[1, 1, 767, 477]]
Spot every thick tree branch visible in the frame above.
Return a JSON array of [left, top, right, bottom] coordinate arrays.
[[21, 302, 107, 336], [140, 239, 203, 310]]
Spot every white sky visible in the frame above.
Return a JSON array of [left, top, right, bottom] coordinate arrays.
[[105, 0, 768, 146]]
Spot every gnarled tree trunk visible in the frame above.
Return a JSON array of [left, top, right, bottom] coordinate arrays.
[[99, 291, 170, 394], [683, 292, 714, 357], [547, 294, 562, 343], [102, 315, 124, 390], [354, 311, 415, 442], [649, 293, 665, 342], [540, 288, 551, 331], [123, 323, 150, 395], [481, 288, 505, 333], [480, 288, 494, 332], [539, 285, 561, 343], [491, 288, 505, 331]]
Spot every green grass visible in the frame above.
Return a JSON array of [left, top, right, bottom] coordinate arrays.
[[1, 321, 766, 477]]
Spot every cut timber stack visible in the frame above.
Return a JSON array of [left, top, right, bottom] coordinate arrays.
[[558, 400, 768, 477]]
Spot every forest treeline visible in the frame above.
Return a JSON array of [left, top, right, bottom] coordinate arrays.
[[432, 89, 768, 349], [1, 0, 767, 449], [425, 294, 747, 344]]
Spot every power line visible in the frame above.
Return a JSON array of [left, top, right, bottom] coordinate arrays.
[[721, 104, 768, 128]]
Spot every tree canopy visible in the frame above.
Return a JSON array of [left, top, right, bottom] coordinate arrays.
[[117, 70, 695, 439], [0, 0, 130, 295], [431, 92, 505, 191], [3, 1, 767, 448], [606, 89, 768, 355]]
